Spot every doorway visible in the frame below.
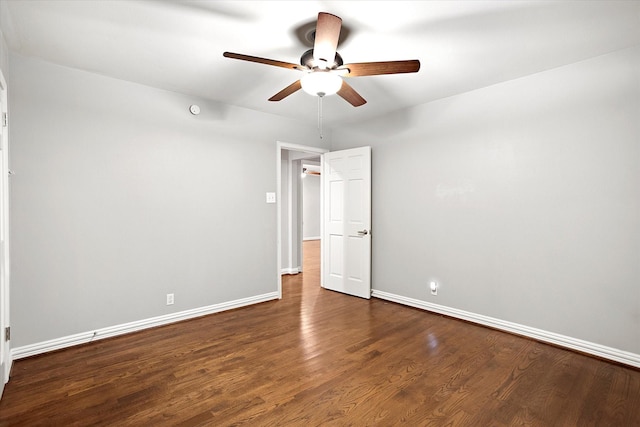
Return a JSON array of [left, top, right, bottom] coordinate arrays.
[[276, 142, 327, 299], [300, 161, 321, 274]]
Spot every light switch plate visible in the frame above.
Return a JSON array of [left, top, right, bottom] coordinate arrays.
[[266, 192, 276, 203]]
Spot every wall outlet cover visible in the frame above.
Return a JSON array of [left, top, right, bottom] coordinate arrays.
[[266, 192, 276, 203]]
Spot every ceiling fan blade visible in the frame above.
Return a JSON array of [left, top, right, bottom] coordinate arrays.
[[269, 80, 302, 101], [223, 52, 304, 71], [341, 60, 420, 77], [337, 80, 366, 107], [313, 12, 342, 67]]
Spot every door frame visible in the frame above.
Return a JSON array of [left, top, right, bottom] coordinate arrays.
[[0, 68, 10, 397], [276, 141, 328, 299]]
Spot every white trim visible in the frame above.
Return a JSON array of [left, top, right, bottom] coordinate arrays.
[[0, 362, 5, 399], [372, 289, 640, 369], [0, 67, 10, 393], [281, 267, 301, 275], [12, 292, 279, 360], [303, 236, 321, 241]]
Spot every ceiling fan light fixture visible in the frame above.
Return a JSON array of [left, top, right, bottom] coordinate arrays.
[[300, 72, 342, 97]]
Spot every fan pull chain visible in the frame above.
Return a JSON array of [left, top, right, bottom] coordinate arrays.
[[317, 94, 324, 139]]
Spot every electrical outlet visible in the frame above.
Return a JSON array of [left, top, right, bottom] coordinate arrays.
[[430, 281, 438, 296], [166, 293, 174, 305]]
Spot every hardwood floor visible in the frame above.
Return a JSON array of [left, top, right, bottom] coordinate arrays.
[[1, 240, 639, 426]]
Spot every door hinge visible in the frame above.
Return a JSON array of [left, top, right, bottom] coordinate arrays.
[[2, 113, 6, 128], [4, 326, 9, 341]]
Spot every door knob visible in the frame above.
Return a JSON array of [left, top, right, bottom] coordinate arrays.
[[357, 229, 369, 236]]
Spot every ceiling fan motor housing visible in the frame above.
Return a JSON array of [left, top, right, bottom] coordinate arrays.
[[300, 49, 343, 69]]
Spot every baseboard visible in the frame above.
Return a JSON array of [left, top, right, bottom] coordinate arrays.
[[11, 292, 279, 360], [303, 237, 320, 241], [372, 289, 640, 369], [281, 267, 300, 275]]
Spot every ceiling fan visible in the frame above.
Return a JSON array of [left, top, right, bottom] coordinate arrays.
[[223, 12, 420, 107]]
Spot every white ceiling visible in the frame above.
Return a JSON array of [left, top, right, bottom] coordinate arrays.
[[2, 1, 639, 127]]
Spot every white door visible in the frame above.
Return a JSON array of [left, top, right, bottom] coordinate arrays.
[[322, 146, 371, 299]]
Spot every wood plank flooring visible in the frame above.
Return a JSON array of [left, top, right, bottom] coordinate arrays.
[[1, 240, 639, 425]]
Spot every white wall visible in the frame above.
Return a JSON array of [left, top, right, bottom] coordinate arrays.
[[332, 46, 640, 360], [0, 3, 9, 77], [302, 169, 320, 240], [0, 35, 7, 79], [9, 54, 328, 348]]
